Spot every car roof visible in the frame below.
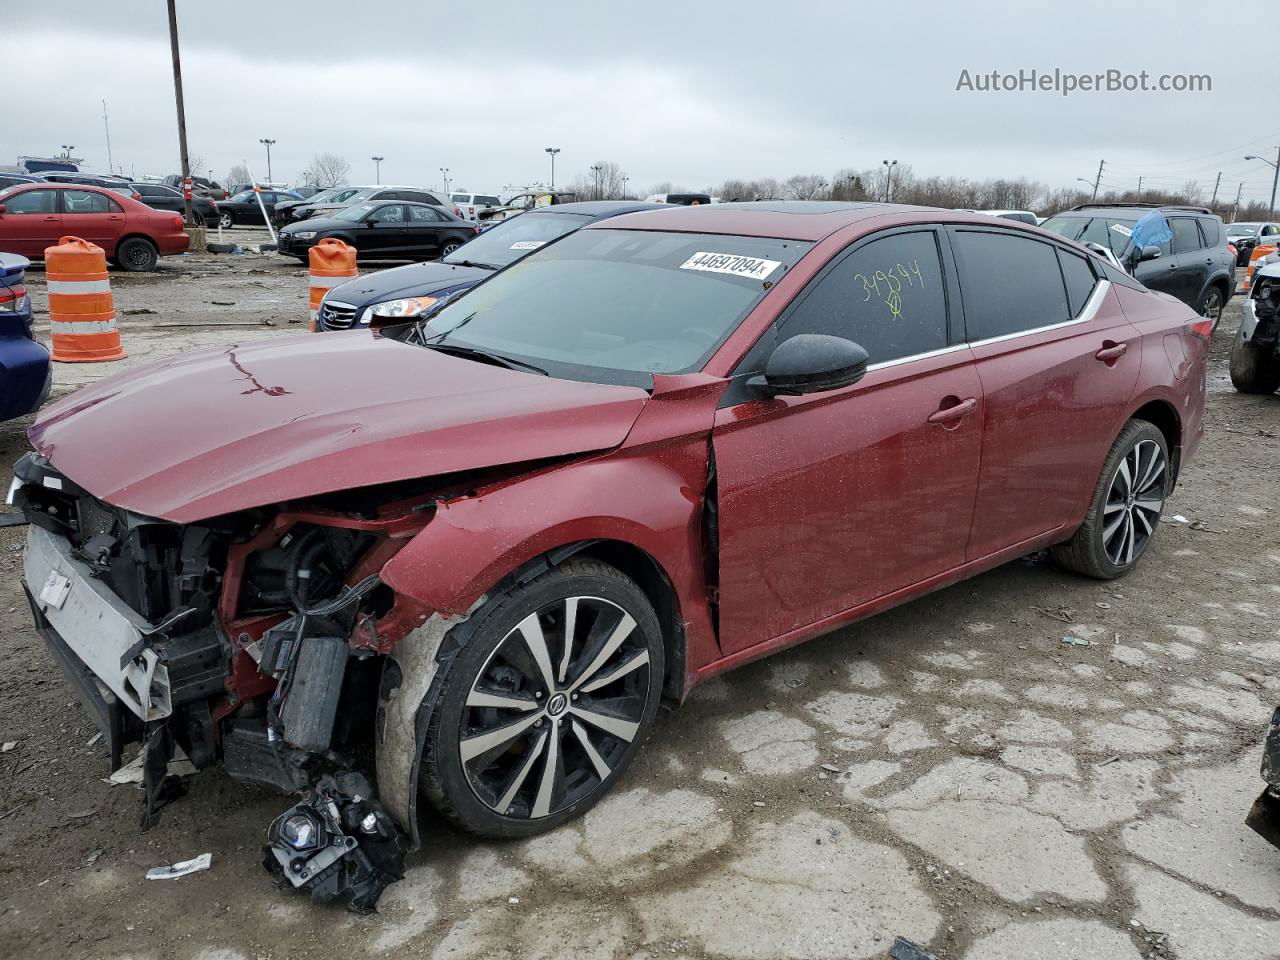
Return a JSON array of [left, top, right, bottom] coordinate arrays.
[[1057, 203, 1215, 217], [594, 200, 948, 241], [532, 200, 666, 218]]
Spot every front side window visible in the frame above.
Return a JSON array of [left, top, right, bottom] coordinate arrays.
[[368, 205, 405, 224], [335, 203, 377, 222], [776, 230, 949, 364], [411, 229, 812, 385], [3, 189, 57, 214], [951, 229, 1071, 340], [61, 190, 115, 214]]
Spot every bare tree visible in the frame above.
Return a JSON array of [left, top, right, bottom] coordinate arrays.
[[784, 174, 828, 200], [568, 160, 628, 199], [301, 153, 352, 188], [226, 163, 251, 189]]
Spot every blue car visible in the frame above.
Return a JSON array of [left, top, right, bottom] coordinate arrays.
[[0, 253, 51, 421]]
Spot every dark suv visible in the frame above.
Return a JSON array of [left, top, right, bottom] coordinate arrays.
[[1042, 203, 1235, 328]]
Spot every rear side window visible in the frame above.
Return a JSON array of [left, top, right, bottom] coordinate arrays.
[[1198, 218, 1221, 246], [952, 229, 1071, 340], [61, 190, 117, 213], [779, 230, 949, 364], [4, 189, 57, 214], [409, 205, 441, 222], [1057, 249, 1099, 317], [1170, 218, 1203, 253]]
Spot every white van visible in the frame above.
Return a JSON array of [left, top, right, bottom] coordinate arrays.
[[450, 193, 503, 221]]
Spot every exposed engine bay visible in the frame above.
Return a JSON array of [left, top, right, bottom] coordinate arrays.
[[11, 451, 461, 910]]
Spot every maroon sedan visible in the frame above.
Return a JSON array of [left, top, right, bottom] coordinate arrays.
[[0, 182, 189, 271], [14, 202, 1206, 907]]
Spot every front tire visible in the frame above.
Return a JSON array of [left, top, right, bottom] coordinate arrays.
[[218, 211, 235, 229], [1229, 334, 1280, 394], [440, 240, 463, 259], [1052, 419, 1169, 579], [420, 559, 664, 838], [116, 237, 158, 272]]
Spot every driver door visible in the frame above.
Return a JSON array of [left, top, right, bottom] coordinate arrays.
[[712, 227, 983, 654]]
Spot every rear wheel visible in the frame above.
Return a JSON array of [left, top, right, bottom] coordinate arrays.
[[1198, 285, 1225, 333], [116, 237, 158, 272], [218, 211, 235, 229], [1230, 334, 1280, 394], [1052, 419, 1169, 579], [420, 559, 664, 838], [440, 240, 463, 259]]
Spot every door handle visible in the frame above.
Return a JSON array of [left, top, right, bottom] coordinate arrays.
[[927, 397, 977, 424], [1167, 263, 1178, 270], [1095, 341, 1128, 362], [43, 216, 58, 221]]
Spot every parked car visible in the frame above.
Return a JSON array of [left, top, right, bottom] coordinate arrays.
[[975, 209, 1038, 225], [12, 202, 1207, 909], [130, 182, 218, 225], [282, 186, 457, 227], [277, 200, 478, 262], [271, 185, 369, 229], [1041, 203, 1235, 327], [644, 192, 712, 205], [0, 253, 50, 421], [486, 191, 580, 221], [0, 182, 189, 270], [1229, 258, 1280, 393], [215, 189, 304, 228], [0, 173, 44, 191], [1227, 221, 1280, 266], [315, 200, 664, 330], [162, 174, 227, 200], [450, 192, 503, 221], [41, 171, 134, 193]]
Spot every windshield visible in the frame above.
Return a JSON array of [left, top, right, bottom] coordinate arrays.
[[1042, 215, 1137, 255], [334, 203, 377, 222], [1228, 222, 1259, 236], [443, 211, 591, 268], [413, 229, 812, 385]]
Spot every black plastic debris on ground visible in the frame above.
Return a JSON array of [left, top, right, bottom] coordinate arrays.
[[262, 771, 405, 913], [890, 937, 940, 960]]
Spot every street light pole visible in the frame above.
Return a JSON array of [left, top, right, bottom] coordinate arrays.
[[544, 147, 560, 190], [372, 156, 384, 182], [1245, 150, 1280, 219], [881, 160, 898, 202], [591, 164, 603, 199], [259, 138, 275, 183], [439, 167, 450, 194], [622, 176, 629, 199]]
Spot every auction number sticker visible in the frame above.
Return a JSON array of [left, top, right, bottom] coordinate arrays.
[[510, 240, 545, 250], [1110, 223, 1133, 237], [679, 251, 781, 280]]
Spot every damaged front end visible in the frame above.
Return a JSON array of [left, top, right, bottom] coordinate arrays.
[[13, 452, 451, 910]]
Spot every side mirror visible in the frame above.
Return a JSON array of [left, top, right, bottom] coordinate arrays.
[[1137, 244, 1162, 263], [748, 334, 870, 396]]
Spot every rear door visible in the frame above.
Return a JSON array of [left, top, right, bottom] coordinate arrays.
[[0, 188, 61, 256], [364, 204, 408, 254], [58, 190, 124, 249], [948, 225, 1140, 558], [1168, 217, 1208, 306], [407, 204, 444, 258], [713, 226, 983, 653]]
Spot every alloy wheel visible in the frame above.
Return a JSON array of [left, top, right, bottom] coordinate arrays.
[[1102, 439, 1166, 566], [1201, 288, 1223, 323], [441, 242, 461, 257], [219, 213, 233, 229], [460, 596, 651, 819]]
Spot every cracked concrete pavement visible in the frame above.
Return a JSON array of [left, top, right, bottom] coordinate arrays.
[[0, 251, 1279, 959]]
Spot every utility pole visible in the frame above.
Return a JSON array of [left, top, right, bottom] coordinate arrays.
[[101, 100, 114, 177], [371, 156, 384, 181], [1091, 158, 1105, 201], [1136, 176, 1142, 201], [1210, 171, 1222, 206], [544, 147, 560, 190], [1272, 144, 1280, 219], [1231, 183, 1244, 223], [165, 0, 193, 225]]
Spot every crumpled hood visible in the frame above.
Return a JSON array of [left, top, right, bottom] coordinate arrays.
[[29, 332, 649, 523]]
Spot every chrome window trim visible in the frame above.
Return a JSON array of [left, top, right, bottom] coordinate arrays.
[[866, 342, 970, 372]]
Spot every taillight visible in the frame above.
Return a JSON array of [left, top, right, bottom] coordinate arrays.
[[0, 284, 28, 313], [1188, 317, 1213, 340], [172, 215, 184, 230], [454, 207, 463, 218], [473, 225, 481, 234]]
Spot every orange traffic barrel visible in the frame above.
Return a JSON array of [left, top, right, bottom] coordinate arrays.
[[45, 236, 127, 363], [1245, 244, 1277, 291], [308, 238, 358, 331]]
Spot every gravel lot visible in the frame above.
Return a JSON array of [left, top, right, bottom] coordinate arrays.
[[0, 246, 1277, 960]]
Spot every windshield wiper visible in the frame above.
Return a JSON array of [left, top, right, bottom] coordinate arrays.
[[445, 258, 502, 270], [424, 342, 548, 376]]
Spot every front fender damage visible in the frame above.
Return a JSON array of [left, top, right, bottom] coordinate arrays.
[[375, 599, 483, 847]]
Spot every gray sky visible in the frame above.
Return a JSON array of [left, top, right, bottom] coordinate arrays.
[[11, 0, 1279, 206]]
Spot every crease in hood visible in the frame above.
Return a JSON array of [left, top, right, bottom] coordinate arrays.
[[29, 332, 650, 523]]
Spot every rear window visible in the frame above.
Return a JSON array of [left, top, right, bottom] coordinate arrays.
[[476, 195, 501, 206], [451, 194, 469, 203]]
